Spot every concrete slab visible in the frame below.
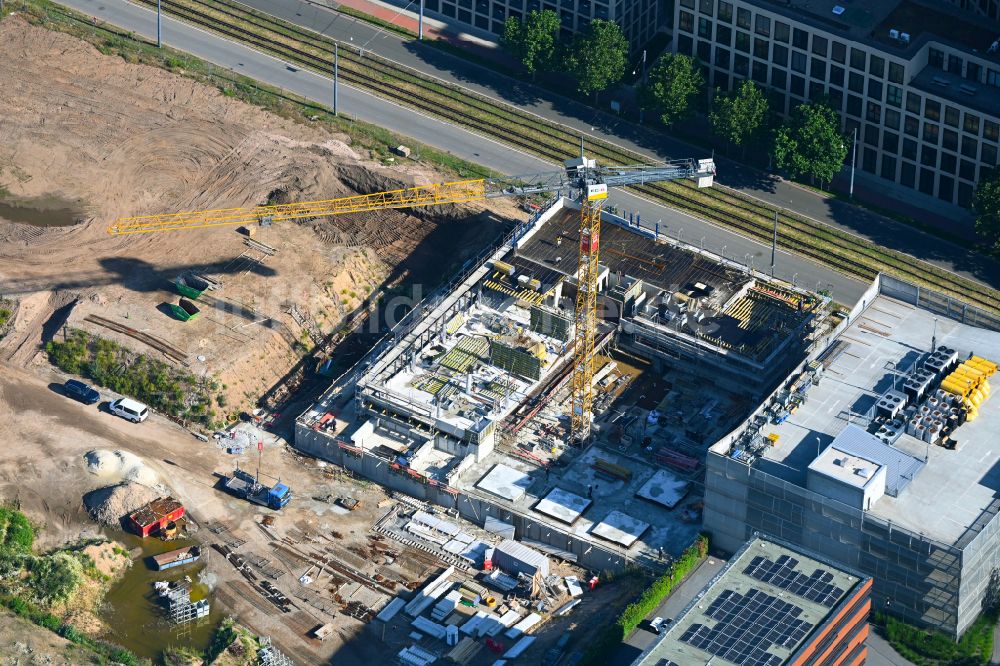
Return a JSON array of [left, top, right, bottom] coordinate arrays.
[[636, 469, 690, 509], [476, 463, 532, 502], [533, 487, 591, 524], [591, 510, 650, 547]]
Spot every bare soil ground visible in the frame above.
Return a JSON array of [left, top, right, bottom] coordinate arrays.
[[0, 16, 513, 412], [0, 610, 103, 665]]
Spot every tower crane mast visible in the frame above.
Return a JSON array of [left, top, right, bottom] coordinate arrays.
[[109, 155, 716, 442]]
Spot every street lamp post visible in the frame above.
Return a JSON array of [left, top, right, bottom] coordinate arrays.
[[700, 236, 706, 252], [721, 244, 727, 259], [791, 272, 798, 286], [157, 0, 162, 47], [770, 210, 778, 277], [418, 0, 424, 40], [849, 126, 857, 199], [333, 42, 339, 116]]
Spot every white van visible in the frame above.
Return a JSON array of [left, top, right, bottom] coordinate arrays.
[[110, 398, 149, 423]]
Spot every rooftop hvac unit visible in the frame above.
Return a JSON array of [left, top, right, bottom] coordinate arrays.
[[889, 28, 900, 40], [900, 32, 910, 44], [832, 5, 845, 15]]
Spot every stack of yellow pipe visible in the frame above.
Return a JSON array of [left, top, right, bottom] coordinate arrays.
[[940, 356, 996, 421]]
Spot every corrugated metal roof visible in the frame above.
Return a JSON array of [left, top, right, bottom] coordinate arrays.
[[830, 424, 925, 497]]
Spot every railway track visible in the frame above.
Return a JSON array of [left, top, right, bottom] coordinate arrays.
[[120, 0, 1000, 312]]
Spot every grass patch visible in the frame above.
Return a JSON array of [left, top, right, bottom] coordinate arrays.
[[45, 328, 218, 427], [873, 610, 997, 665], [0, 506, 35, 553], [581, 535, 709, 664]]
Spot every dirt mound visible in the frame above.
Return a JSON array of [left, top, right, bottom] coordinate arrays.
[[84, 449, 161, 488], [83, 482, 160, 527]]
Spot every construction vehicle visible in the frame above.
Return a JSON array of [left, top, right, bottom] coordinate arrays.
[[109, 154, 716, 442], [223, 466, 292, 509]]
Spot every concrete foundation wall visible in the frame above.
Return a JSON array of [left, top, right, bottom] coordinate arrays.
[[295, 424, 635, 573]]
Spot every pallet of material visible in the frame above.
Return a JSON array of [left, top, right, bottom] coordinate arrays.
[[504, 636, 537, 659], [592, 458, 632, 480], [404, 566, 455, 617], [447, 636, 483, 665], [653, 447, 700, 472], [411, 615, 447, 640], [398, 645, 437, 666], [505, 612, 542, 638], [432, 590, 463, 621]]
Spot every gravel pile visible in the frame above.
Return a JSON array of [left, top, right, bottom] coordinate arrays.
[[83, 482, 160, 527], [84, 449, 160, 488]]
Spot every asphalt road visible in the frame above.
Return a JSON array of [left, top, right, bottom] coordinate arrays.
[[55, 0, 867, 304]]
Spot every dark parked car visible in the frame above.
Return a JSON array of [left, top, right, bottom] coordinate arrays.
[[63, 379, 100, 405]]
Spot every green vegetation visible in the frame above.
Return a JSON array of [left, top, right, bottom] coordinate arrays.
[[973, 168, 1000, 252], [502, 9, 561, 77], [581, 535, 709, 664], [0, 506, 143, 664], [873, 610, 997, 665], [567, 19, 629, 98], [710, 80, 769, 157], [774, 101, 849, 187], [45, 329, 217, 426], [641, 53, 705, 127], [0, 299, 14, 341]]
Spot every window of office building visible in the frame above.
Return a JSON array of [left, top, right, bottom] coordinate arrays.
[[922, 146, 938, 167], [865, 55, 883, 79], [736, 31, 750, 52], [962, 136, 979, 158], [989, 69, 1000, 87], [680, 0, 696, 7], [809, 81, 825, 100], [716, 47, 731, 69], [678, 34, 694, 55], [985, 120, 1000, 142], [964, 114, 980, 135], [699, 17, 712, 39], [924, 123, 939, 144], [791, 51, 806, 73], [967, 62, 981, 82], [888, 62, 904, 84], [941, 152, 957, 174], [943, 129, 958, 152], [771, 67, 787, 89], [753, 60, 768, 84], [846, 94, 862, 117], [755, 14, 770, 36], [679, 11, 694, 33], [717, 24, 732, 45], [865, 124, 880, 145], [868, 79, 883, 100], [943, 106, 959, 128], [812, 35, 828, 57], [863, 147, 877, 173], [939, 175, 954, 202], [986, 144, 999, 166], [719, 1, 733, 22], [830, 64, 845, 87], [959, 182, 974, 207], [737, 7, 750, 28], [883, 131, 899, 154], [906, 92, 921, 114], [929, 48, 944, 69], [885, 108, 901, 130], [881, 155, 897, 180], [700, 0, 714, 14], [698, 40, 712, 62], [715, 72, 730, 89], [901, 161, 916, 188], [920, 168, 935, 195], [961, 159, 976, 180], [773, 43, 788, 67], [774, 20, 789, 43], [850, 48, 866, 70], [828, 87, 843, 110], [755, 38, 769, 59], [905, 115, 920, 137], [886, 85, 902, 107], [790, 75, 805, 97], [925, 100, 941, 122], [848, 71, 863, 93], [831, 41, 846, 63], [903, 138, 918, 160], [735, 54, 749, 76], [947, 55, 963, 76], [792, 28, 808, 50], [867, 102, 882, 124], [811, 58, 825, 80]]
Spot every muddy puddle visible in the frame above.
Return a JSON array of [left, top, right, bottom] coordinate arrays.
[[101, 529, 222, 661], [0, 196, 82, 227]]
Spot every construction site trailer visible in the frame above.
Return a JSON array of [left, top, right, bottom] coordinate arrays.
[[493, 539, 549, 578], [128, 497, 185, 537]]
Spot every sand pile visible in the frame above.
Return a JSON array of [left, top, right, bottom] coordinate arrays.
[[83, 482, 160, 528], [84, 449, 160, 488]]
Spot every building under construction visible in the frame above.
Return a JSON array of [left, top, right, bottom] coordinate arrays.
[[295, 196, 832, 571]]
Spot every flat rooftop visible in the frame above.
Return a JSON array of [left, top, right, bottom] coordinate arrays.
[[752, 293, 1000, 546], [636, 537, 864, 666]]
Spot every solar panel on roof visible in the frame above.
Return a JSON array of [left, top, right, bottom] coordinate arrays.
[[743, 555, 846, 607]]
